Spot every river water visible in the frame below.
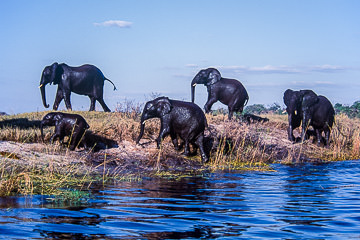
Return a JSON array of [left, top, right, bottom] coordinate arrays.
[[0, 160, 360, 239]]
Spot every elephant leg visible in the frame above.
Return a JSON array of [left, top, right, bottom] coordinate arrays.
[[50, 134, 57, 144], [301, 116, 311, 142], [182, 139, 191, 156], [63, 92, 72, 111], [50, 132, 61, 144], [191, 142, 198, 155], [157, 126, 170, 149], [228, 108, 234, 120], [324, 129, 331, 147], [97, 98, 111, 112], [69, 130, 83, 151], [53, 88, 64, 110], [50, 125, 61, 143], [204, 97, 217, 113], [51, 125, 64, 144], [195, 134, 209, 163], [315, 129, 322, 146], [228, 99, 242, 120], [287, 126, 295, 142], [170, 132, 179, 150], [287, 115, 296, 142], [89, 97, 96, 111]]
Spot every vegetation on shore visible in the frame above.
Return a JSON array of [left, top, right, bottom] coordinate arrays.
[[1, 102, 360, 198]]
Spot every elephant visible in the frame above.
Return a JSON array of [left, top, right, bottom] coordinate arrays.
[[301, 92, 335, 146], [136, 96, 209, 163], [39, 62, 117, 112], [243, 113, 269, 124], [283, 89, 335, 146], [283, 89, 314, 142], [40, 112, 90, 150], [191, 68, 249, 120]]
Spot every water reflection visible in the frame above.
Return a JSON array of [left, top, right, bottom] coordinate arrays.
[[279, 164, 334, 238], [0, 161, 359, 239]]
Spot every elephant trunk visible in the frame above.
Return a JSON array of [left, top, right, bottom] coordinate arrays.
[[301, 113, 308, 142], [40, 84, 49, 108], [191, 85, 196, 103], [136, 122, 145, 144], [191, 76, 199, 103]]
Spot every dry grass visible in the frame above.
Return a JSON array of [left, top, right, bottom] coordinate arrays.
[[1, 108, 360, 197]]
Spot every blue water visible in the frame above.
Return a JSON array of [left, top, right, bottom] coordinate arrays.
[[1, 161, 360, 239]]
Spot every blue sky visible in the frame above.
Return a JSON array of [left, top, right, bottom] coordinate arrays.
[[0, 0, 359, 114]]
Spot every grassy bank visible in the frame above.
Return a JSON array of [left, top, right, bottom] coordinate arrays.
[[1, 110, 360, 197]]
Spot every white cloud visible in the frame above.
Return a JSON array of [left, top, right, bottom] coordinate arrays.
[[309, 65, 347, 73], [217, 64, 348, 75], [185, 64, 199, 68], [94, 20, 132, 28]]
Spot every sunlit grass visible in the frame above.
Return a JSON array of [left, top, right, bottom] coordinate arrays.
[[1, 105, 360, 197]]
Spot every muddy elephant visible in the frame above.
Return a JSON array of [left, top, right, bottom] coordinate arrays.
[[283, 89, 335, 146], [191, 68, 249, 120], [40, 112, 89, 150], [136, 96, 209, 162], [39, 62, 117, 112]]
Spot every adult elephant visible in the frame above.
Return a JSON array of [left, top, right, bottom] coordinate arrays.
[[136, 96, 209, 163], [301, 92, 335, 146], [39, 62, 117, 112], [283, 89, 335, 146], [191, 68, 249, 120]]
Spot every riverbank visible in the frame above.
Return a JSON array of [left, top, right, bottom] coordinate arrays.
[[1, 111, 360, 196]]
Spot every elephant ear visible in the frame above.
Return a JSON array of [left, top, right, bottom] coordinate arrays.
[[50, 62, 63, 85], [283, 89, 293, 107], [301, 91, 319, 111], [53, 112, 63, 120], [206, 68, 221, 86], [157, 97, 172, 117]]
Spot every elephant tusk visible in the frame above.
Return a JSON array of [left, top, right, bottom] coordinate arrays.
[[142, 119, 150, 124], [39, 84, 43, 88], [192, 83, 197, 87]]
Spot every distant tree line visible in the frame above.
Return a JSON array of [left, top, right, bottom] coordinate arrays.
[[334, 101, 360, 118], [213, 100, 360, 119], [243, 103, 285, 115]]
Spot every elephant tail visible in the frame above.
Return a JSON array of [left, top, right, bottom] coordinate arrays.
[[105, 78, 117, 91], [244, 95, 249, 107]]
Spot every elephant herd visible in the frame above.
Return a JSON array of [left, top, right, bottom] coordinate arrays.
[[39, 62, 336, 163]]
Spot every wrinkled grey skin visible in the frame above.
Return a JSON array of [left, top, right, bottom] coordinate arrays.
[[283, 89, 335, 146], [40, 62, 116, 112], [191, 68, 249, 120], [136, 96, 209, 163], [40, 112, 90, 150]]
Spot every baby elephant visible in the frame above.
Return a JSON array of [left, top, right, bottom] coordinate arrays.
[[243, 113, 269, 124], [136, 96, 209, 163], [40, 112, 89, 150]]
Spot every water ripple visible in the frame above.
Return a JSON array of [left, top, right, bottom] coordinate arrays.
[[0, 160, 360, 239]]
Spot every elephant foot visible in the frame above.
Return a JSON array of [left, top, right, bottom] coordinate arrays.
[[202, 155, 209, 163]]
